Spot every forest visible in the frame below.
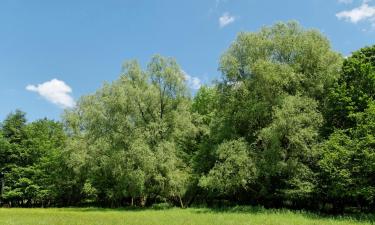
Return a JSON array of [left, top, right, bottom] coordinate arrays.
[[0, 21, 374, 213]]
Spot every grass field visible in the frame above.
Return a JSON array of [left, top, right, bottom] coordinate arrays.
[[0, 207, 373, 225]]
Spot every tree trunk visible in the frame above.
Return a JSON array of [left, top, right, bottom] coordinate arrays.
[[140, 196, 146, 207], [178, 195, 184, 208]]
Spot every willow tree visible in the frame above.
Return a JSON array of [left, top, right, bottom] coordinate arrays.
[[63, 55, 197, 207], [217, 21, 342, 142], [198, 21, 342, 206]]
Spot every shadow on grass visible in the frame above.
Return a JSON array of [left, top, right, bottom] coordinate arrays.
[[58, 207, 146, 212]]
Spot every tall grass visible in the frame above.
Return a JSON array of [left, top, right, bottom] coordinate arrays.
[[0, 207, 373, 225]]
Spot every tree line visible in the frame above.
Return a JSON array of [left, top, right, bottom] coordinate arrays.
[[1, 21, 374, 213]]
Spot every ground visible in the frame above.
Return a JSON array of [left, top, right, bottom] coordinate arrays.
[[0, 207, 372, 225]]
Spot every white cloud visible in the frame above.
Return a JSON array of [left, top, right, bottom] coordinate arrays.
[[337, 0, 353, 4], [26, 79, 76, 109], [336, 1, 375, 25], [219, 12, 236, 28], [182, 71, 202, 90]]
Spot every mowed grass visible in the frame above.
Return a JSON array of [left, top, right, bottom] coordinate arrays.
[[0, 207, 373, 225]]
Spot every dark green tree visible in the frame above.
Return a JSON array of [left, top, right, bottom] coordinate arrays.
[[319, 45, 375, 211]]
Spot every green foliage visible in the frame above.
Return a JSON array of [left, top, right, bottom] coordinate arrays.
[[1, 110, 27, 144], [1, 22, 374, 213], [198, 21, 341, 207], [212, 21, 341, 147], [324, 45, 375, 131], [220, 21, 342, 98], [151, 202, 173, 210], [199, 139, 256, 196], [61, 55, 195, 207], [0, 113, 66, 206], [257, 95, 322, 202], [319, 102, 375, 207], [317, 45, 375, 210]]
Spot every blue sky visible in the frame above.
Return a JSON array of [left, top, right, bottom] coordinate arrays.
[[1, 0, 375, 121]]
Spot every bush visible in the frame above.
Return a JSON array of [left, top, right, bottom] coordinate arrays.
[[151, 202, 173, 210]]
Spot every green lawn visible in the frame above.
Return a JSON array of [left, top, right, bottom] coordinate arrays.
[[0, 207, 373, 225]]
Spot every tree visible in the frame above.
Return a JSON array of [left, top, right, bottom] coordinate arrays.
[[324, 45, 375, 132], [1, 110, 27, 144], [217, 21, 341, 141], [220, 21, 341, 98], [257, 95, 322, 206], [0, 111, 28, 206], [0, 112, 66, 206], [198, 21, 341, 206], [199, 139, 257, 199], [3, 21, 374, 212], [63, 55, 196, 206], [191, 86, 220, 175], [318, 108, 375, 211], [23, 119, 66, 206], [318, 45, 375, 211]]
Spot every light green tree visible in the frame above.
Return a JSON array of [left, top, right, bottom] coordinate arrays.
[[63, 55, 196, 207]]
